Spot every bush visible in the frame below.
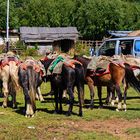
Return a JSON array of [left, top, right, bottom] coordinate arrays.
[[75, 41, 90, 56], [24, 47, 38, 56]]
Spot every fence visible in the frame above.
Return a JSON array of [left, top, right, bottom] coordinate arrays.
[[79, 40, 103, 51]]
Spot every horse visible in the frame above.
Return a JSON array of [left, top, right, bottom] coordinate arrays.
[[74, 55, 140, 111], [18, 57, 44, 117], [40, 55, 85, 116], [118, 55, 140, 79], [108, 55, 140, 107], [0, 52, 20, 108]]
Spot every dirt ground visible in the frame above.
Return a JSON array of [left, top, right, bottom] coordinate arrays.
[[47, 118, 140, 140]]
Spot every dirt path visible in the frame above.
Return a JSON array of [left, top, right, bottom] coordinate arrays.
[[48, 118, 140, 140]]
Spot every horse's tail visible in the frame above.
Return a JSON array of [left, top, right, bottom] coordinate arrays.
[[124, 63, 140, 92], [75, 63, 85, 106], [27, 66, 36, 112], [9, 61, 20, 90]]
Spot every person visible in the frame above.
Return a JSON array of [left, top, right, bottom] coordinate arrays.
[[89, 47, 94, 56], [118, 42, 126, 54]]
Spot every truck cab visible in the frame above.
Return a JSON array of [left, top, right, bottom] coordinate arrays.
[[96, 36, 140, 57]]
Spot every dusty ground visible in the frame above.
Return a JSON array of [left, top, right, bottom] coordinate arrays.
[[47, 118, 140, 140]]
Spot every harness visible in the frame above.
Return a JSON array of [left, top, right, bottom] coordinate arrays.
[[91, 61, 125, 77], [20, 60, 45, 77], [47, 55, 83, 75], [0, 56, 20, 68]]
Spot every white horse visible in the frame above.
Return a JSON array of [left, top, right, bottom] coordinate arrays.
[[0, 52, 20, 108]]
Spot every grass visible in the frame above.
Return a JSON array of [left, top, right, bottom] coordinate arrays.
[[125, 127, 140, 138], [0, 82, 140, 139]]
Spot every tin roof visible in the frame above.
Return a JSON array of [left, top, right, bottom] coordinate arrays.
[[20, 27, 79, 42], [108, 30, 132, 37]]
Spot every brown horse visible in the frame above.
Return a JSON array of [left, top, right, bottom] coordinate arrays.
[[74, 55, 140, 111]]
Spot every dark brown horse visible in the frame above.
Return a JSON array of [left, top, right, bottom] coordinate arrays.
[[74, 55, 140, 111], [18, 58, 43, 117], [40, 56, 85, 116]]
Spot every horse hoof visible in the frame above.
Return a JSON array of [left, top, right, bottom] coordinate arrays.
[[53, 111, 58, 114], [98, 106, 103, 109], [13, 105, 17, 109], [31, 114, 35, 118], [116, 108, 119, 112], [66, 112, 71, 116], [111, 102, 115, 106], [40, 99, 45, 102], [25, 114, 34, 118], [25, 114, 29, 118], [89, 104, 94, 110], [78, 113, 83, 117], [2, 105, 7, 108]]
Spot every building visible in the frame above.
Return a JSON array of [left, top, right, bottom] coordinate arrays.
[[0, 29, 19, 45], [20, 27, 79, 55]]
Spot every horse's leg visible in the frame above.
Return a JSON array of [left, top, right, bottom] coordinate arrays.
[[63, 90, 67, 98], [0, 80, 3, 96], [115, 84, 122, 111], [23, 87, 32, 117], [86, 76, 95, 109], [123, 80, 128, 112], [110, 63, 125, 111], [2, 82, 9, 108], [11, 89, 17, 109], [36, 87, 44, 102], [2, 76, 9, 108], [77, 84, 84, 117], [9, 83, 17, 109], [8, 80, 17, 109], [67, 87, 74, 116], [59, 88, 63, 114], [54, 88, 59, 114], [22, 82, 34, 117], [111, 87, 116, 106], [97, 86, 103, 108], [105, 86, 111, 105]]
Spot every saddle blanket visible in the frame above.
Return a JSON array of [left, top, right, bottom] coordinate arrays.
[[47, 55, 81, 75], [87, 55, 125, 76]]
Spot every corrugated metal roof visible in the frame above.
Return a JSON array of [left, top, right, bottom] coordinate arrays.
[[108, 31, 132, 37], [20, 27, 79, 42]]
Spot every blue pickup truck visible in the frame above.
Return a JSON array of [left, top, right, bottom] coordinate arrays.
[[96, 36, 140, 57]]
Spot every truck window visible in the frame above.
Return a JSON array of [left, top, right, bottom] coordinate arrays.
[[98, 40, 116, 56], [134, 40, 140, 52], [119, 40, 133, 55]]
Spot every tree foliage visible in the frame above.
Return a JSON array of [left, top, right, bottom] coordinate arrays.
[[0, 0, 140, 40]]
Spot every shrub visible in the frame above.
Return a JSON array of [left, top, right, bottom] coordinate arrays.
[[75, 41, 90, 56]]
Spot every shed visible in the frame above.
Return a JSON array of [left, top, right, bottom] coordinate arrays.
[[0, 29, 19, 45], [20, 27, 79, 54]]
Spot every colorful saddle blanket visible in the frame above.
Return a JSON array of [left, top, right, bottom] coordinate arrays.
[[0, 55, 20, 68], [87, 56, 125, 76], [47, 55, 82, 75], [20, 59, 46, 77]]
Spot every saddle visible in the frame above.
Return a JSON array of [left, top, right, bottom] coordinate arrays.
[[20, 59, 46, 77], [87, 55, 126, 77], [47, 55, 82, 75], [0, 56, 20, 68]]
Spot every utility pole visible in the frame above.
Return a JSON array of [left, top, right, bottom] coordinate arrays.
[[6, 0, 9, 53]]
